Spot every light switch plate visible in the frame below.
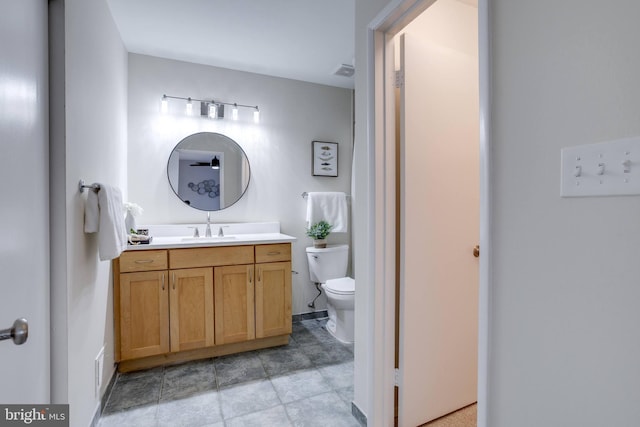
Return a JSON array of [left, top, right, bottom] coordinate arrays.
[[561, 137, 640, 197]]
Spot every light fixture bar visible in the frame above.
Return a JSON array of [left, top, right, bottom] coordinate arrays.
[[162, 93, 259, 122]]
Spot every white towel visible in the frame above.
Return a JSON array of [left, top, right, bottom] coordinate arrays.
[[84, 184, 127, 261], [305, 192, 348, 233]]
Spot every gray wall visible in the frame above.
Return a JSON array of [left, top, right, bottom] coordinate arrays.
[[489, 0, 640, 425], [127, 53, 353, 316], [50, 0, 128, 425]]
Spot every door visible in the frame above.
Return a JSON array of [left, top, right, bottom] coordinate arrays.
[[214, 265, 255, 344], [170, 268, 214, 352], [397, 24, 479, 426], [120, 271, 170, 360], [0, 0, 50, 403], [255, 261, 292, 338]]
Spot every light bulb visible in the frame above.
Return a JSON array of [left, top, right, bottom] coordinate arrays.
[[232, 104, 239, 120], [208, 103, 217, 119], [161, 95, 168, 114], [253, 108, 260, 123], [186, 98, 193, 115]]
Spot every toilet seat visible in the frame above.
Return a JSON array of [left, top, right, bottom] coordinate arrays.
[[324, 277, 355, 295]]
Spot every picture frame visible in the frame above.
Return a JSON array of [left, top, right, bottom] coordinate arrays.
[[312, 141, 338, 177]]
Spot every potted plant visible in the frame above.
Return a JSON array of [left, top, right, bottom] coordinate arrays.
[[306, 220, 333, 248]]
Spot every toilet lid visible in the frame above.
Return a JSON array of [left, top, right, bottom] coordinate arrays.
[[324, 277, 355, 295]]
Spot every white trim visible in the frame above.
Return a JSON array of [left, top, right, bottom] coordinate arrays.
[[366, 0, 492, 425], [476, 0, 492, 425]]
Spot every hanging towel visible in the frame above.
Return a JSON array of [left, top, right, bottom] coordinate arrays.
[[84, 184, 128, 261], [306, 192, 348, 232]]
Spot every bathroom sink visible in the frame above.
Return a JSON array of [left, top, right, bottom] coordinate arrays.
[[180, 236, 237, 242]]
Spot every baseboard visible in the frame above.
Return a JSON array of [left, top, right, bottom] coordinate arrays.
[[90, 367, 118, 427], [292, 310, 328, 322], [351, 401, 367, 426]]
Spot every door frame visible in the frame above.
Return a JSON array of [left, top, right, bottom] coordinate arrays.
[[366, 0, 492, 425]]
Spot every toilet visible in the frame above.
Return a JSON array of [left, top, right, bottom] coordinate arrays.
[[306, 244, 355, 343]]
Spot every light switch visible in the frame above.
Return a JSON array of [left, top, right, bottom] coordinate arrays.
[[561, 137, 640, 197]]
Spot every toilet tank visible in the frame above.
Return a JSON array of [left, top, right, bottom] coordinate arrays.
[[306, 244, 349, 283]]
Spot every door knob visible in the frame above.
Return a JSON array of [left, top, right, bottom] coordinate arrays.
[[473, 245, 480, 258], [0, 318, 28, 345]]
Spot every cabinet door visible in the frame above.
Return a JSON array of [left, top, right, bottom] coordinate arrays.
[[214, 265, 255, 344], [170, 268, 215, 352], [120, 271, 169, 360], [256, 261, 292, 338]]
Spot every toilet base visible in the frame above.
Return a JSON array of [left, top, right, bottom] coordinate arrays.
[[326, 304, 354, 344]]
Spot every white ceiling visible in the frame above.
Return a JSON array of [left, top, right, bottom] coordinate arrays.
[[106, 0, 356, 89]]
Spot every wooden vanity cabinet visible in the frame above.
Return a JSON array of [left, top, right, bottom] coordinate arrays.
[[114, 243, 292, 371], [119, 270, 169, 360], [169, 268, 214, 352], [255, 244, 292, 338], [214, 265, 255, 344]]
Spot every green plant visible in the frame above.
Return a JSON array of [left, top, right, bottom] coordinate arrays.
[[306, 220, 333, 240]]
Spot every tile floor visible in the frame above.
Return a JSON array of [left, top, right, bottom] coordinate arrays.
[[99, 318, 361, 427]]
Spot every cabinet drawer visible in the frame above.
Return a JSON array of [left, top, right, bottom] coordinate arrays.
[[119, 250, 168, 272], [255, 243, 291, 263], [170, 245, 254, 269]]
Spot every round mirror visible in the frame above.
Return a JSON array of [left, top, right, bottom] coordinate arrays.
[[167, 132, 250, 211]]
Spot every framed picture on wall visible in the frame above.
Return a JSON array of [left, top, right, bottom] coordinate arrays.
[[312, 141, 338, 177]]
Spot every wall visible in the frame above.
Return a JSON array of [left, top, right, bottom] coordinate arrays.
[[127, 53, 353, 315], [50, 0, 128, 425], [353, 0, 391, 420], [489, 0, 640, 425]]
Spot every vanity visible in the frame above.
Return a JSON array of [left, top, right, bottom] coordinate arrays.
[[113, 224, 295, 372]]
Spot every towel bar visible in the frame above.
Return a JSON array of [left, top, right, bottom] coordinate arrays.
[[78, 179, 101, 193]]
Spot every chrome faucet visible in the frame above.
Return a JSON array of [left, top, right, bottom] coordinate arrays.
[[205, 212, 212, 237]]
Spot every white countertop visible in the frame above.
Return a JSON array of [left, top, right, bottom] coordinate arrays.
[[127, 233, 296, 250], [125, 222, 296, 251]]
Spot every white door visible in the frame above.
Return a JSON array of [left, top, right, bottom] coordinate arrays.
[[397, 25, 479, 426], [0, 0, 50, 402]]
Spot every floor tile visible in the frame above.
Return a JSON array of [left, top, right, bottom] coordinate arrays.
[[335, 385, 354, 406], [285, 391, 361, 427], [98, 404, 158, 427], [225, 405, 293, 427], [156, 391, 222, 427], [318, 361, 354, 390], [219, 379, 281, 419], [270, 368, 332, 403], [104, 371, 163, 413], [301, 342, 354, 367], [258, 345, 314, 376], [214, 351, 267, 387], [161, 358, 216, 401]]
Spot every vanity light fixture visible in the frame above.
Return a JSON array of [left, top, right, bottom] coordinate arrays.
[[208, 102, 218, 119], [211, 156, 220, 169], [160, 94, 260, 122]]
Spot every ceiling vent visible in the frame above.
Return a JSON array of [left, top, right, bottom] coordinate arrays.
[[333, 64, 355, 78]]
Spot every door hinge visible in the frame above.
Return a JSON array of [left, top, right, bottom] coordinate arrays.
[[395, 70, 404, 88], [394, 368, 400, 387]]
